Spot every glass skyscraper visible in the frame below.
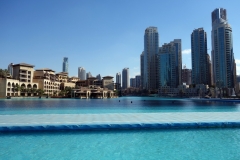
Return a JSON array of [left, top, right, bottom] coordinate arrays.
[[122, 68, 129, 89], [140, 51, 144, 89], [211, 8, 235, 88], [62, 57, 68, 73], [191, 28, 211, 85], [116, 72, 121, 87], [159, 40, 182, 88], [159, 42, 175, 88], [143, 27, 159, 90]]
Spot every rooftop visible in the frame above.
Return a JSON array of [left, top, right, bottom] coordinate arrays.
[[12, 63, 35, 67]]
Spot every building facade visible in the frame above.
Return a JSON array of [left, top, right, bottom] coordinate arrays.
[[191, 28, 211, 85], [116, 72, 121, 89], [135, 75, 141, 88], [182, 65, 192, 85], [62, 57, 68, 73], [159, 40, 181, 88], [78, 67, 86, 80], [8, 63, 14, 77], [96, 74, 101, 81], [140, 51, 144, 89], [122, 68, 129, 89], [172, 39, 182, 87], [130, 78, 136, 88], [211, 8, 236, 88], [33, 68, 60, 96], [143, 27, 159, 90], [86, 72, 92, 79]]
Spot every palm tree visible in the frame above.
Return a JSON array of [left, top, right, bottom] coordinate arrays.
[[0, 69, 9, 78], [26, 88, 31, 96], [20, 86, 26, 96], [13, 85, 21, 97], [31, 88, 37, 96], [36, 89, 45, 97], [64, 87, 72, 97]]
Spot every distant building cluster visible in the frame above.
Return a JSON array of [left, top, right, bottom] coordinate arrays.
[[1, 8, 238, 98], [0, 61, 116, 98], [140, 8, 238, 97]]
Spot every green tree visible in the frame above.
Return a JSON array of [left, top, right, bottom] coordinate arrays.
[[36, 89, 45, 96], [64, 87, 72, 97], [0, 69, 9, 78], [13, 85, 21, 96], [31, 88, 37, 96]]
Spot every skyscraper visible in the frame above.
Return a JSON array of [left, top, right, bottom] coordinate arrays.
[[78, 67, 86, 80], [172, 39, 182, 87], [116, 72, 121, 87], [159, 40, 182, 88], [86, 72, 92, 79], [62, 57, 68, 73], [122, 68, 129, 89], [135, 75, 141, 88], [8, 63, 14, 77], [140, 51, 144, 89], [191, 28, 211, 85], [96, 74, 101, 81], [143, 27, 159, 90], [211, 8, 236, 88], [182, 65, 192, 85], [130, 78, 136, 88]]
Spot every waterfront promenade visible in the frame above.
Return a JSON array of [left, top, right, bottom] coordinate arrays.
[[1, 112, 240, 131]]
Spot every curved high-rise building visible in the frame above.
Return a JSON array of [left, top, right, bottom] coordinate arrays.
[[62, 57, 68, 73], [211, 8, 235, 88]]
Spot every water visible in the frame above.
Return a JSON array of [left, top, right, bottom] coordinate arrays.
[[1, 128, 240, 160], [1, 97, 240, 159], [1, 97, 240, 115]]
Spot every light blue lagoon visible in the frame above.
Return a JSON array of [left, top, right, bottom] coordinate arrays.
[[1, 97, 240, 159]]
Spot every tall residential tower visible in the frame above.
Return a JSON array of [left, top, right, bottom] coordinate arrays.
[[211, 8, 236, 88], [78, 67, 86, 80], [143, 27, 159, 90], [191, 28, 211, 85], [62, 57, 68, 73], [122, 68, 129, 89], [159, 40, 182, 88]]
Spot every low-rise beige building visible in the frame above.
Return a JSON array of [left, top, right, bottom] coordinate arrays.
[[33, 68, 61, 96], [56, 72, 68, 83], [102, 76, 114, 90], [0, 63, 39, 97], [72, 85, 115, 99]]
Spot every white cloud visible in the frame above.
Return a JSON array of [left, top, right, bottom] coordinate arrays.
[[182, 49, 191, 54], [235, 59, 240, 75], [235, 59, 240, 65]]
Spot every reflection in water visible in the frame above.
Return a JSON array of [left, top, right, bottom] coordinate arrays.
[[0, 97, 240, 115]]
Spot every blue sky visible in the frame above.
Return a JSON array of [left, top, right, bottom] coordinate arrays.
[[1, 0, 240, 81]]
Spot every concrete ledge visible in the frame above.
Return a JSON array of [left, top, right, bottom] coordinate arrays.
[[1, 122, 240, 132], [1, 112, 240, 132]]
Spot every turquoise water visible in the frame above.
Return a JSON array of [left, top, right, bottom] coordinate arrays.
[[1, 128, 240, 160], [1, 97, 240, 115], [1, 97, 240, 159]]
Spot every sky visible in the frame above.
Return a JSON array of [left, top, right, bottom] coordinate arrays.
[[1, 0, 240, 81]]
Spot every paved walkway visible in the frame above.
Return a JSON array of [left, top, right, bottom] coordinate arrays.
[[1, 112, 240, 131]]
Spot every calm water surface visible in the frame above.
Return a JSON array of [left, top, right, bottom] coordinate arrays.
[[1, 97, 240, 159], [1, 97, 240, 114]]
